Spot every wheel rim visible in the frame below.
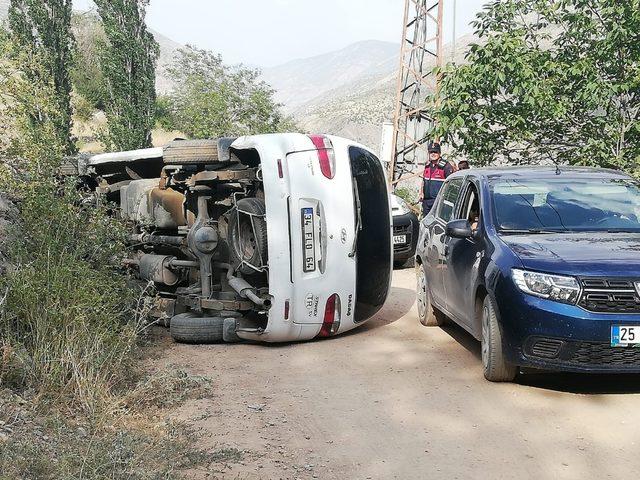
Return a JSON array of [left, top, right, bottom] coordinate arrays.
[[481, 305, 490, 367], [238, 220, 257, 260], [416, 268, 427, 319]]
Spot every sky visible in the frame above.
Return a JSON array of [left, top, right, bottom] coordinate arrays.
[[73, 0, 489, 67]]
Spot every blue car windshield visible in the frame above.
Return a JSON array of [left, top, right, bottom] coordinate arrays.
[[491, 177, 640, 233]]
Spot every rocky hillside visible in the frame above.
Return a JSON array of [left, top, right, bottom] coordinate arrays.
[[293, 70, 397, 151], [0, 0, 8, 22], [285, 34, 478, 152], [262, 40, 400, 112], [150, 28, 183, 94]]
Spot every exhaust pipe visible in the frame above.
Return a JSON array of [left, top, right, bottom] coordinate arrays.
[[216, 262, 271, 309], [228, 277, 272, 309]]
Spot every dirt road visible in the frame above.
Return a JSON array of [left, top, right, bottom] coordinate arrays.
[[159, 268, 640, 480]]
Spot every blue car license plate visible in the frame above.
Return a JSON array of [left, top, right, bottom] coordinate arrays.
[[611, 326, 640, 347]]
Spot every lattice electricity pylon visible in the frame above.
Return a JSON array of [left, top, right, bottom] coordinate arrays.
[[389, 0, 444, 185]]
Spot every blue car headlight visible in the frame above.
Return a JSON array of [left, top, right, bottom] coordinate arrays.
[[512, 269, 581, 304]]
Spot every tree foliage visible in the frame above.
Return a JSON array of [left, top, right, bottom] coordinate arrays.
[[0, 30, 67, 176], [161, 46, 296, 139], [94, 0, 159, 151], [70, 12, 108, 111], [7, 0, 76, 155], [432, 0, 640, 176]]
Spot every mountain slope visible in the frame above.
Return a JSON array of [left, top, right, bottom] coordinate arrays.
[[0, 0, 8, 22], [293, 70, 397, 150], [150, 28, 182, 94], [288, 34, 479, 151], [262, 40, 399, 111]]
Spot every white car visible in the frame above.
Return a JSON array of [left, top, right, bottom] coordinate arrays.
[[87, 133, 393, 343]]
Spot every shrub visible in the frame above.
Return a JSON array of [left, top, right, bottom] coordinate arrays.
[[154, 95, 176, 131], [0, 29, 143, 414], [72, 93, 97, 123], [0, 180, 142, 414]]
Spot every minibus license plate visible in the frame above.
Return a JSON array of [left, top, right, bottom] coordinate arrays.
[[301, 208, 316, 272]]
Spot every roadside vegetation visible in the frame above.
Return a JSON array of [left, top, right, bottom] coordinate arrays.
[[0, 1, 241, 477], [0, 1, 290, 476], [431, 0, 640, 178]]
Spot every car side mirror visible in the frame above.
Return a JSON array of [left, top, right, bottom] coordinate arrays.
[[446, 219, 473, 239]]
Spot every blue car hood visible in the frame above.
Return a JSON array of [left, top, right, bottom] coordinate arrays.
[[501, 233, 640, 276]]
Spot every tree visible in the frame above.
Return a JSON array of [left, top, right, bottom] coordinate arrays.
[[0, 30, 67, 178], [94, 0, 159, 151], [70, 12, 108, 111], [8, 0, 76, 155], [162, 46, 296, 139], [431, 0, 640, 177]]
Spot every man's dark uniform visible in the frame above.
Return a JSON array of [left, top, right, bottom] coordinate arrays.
[[422, 156, 453, 215]]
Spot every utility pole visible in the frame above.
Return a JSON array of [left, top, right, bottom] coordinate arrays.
[[452, 0, 457, 61], [389, 0, 444, 186]]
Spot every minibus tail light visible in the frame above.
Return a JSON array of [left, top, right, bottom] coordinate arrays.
[[308, 135, 336, 179], [318, 294, 341, 337]]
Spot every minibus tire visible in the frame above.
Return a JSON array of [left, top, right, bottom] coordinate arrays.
[[228, 198, 268, 275], [170, 314, 224, 344], [164, 139, 220, 165]]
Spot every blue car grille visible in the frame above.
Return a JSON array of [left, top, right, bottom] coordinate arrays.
[[526, 337, 640, 369], [578, 278, 640, 314], [571, 342, 640, 367]]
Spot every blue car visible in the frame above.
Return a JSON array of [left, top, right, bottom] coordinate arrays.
[[415, 166, 640, 382]]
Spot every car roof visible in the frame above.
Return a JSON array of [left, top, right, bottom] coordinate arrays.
[[449, 165, 632, 181]]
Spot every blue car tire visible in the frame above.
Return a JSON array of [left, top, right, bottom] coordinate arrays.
[[417, 263, 446, 327], [482, 295, 517, 382]]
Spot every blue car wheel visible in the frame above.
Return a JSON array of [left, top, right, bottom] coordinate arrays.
[[482, 296, 517, 382], [417, 263, 446, 327]]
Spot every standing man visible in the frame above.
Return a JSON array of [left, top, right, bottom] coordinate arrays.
[[419, 142, 453, 216], [458, 159, 470, 170]]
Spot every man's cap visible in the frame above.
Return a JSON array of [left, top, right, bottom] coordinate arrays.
[[428, 142, 441, 154]]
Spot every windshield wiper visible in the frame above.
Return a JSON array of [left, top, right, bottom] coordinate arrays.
[[349, 180, 363, 258]]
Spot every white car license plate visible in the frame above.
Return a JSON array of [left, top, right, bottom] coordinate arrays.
[[393, 235, 407, 245], [611, 326, 640, 347], [301, 207, 316, 273]]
